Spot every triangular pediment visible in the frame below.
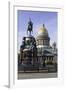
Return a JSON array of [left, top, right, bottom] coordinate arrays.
[[43, 50, 53, 55]]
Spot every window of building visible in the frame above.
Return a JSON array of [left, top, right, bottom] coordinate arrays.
[[39, 40, 43, 45]]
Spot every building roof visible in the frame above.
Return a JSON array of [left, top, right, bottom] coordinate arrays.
[[37, 24, 48, 38]]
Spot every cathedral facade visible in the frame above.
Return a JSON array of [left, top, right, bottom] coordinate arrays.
[[36, 24, 57, 72], [18, 19, 57, 72]]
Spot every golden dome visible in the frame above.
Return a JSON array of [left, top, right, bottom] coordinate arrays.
[[38, 24, 48, 37]]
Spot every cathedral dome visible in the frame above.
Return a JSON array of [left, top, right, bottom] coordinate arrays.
[[36, 24, 50, 46], [38, 24, 48, 38]]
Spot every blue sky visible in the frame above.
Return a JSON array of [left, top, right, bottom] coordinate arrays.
[[17, 10, 57, 52]]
